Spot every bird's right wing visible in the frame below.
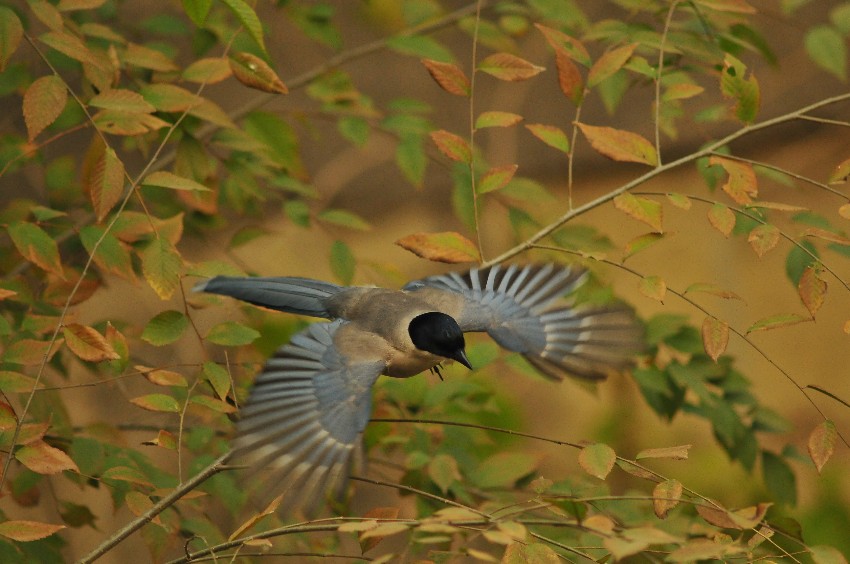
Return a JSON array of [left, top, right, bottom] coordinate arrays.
[[406, 263, 643, 381], [232, 320, 384, 514]]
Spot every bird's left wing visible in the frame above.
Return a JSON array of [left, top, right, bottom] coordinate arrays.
[[232, 320, 384, 514]]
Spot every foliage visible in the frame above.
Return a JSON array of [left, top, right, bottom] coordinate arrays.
[[0, 0, 849, 561]]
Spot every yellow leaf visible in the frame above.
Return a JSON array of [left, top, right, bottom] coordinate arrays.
[[63, 323, 119, 362], [701, 317, 729, 362], [578, 124, 658, 166], [709, 155, 757, 205], [807, 420, 836, 474], [798, 266, 826, 318], [653, 479, 682, 519], [614, 193, 663, 232], [395, 231, 480, 263]]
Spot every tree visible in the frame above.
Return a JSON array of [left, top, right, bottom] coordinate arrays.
[[0, 0, 848, 561]]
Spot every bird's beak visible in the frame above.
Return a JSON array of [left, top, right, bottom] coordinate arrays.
[[454, 349, 472, 370]]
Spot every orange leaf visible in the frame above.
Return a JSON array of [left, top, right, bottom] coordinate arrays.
[[707, 203, 735, 237], [587, 43, 637, 87], [709, 156, 757, 205], [534, 24, 591, 66], [807, 420, 836, 474], [229, 52, 288, 94], [23, 75, 67, 141], [798, 266, 826, 318], [0, 520, 65, 542], [395, 231, 480, 264], [577, 124, 657, 166], [702, 317, 729, 362], [15, 440, 79, 475], [614, 193, 663, 232], [803, 227, 850, 246], [63, 323, 119, 362], [747, 224, 779, 258], [555, 50, 583, 104], [421, 58, 470, 96], [84, 144, 125, 222], [478, 53, 545, 81], [429, 130, 471, 163]]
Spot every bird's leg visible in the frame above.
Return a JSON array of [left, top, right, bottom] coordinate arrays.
[[430, 364, 444, 381]]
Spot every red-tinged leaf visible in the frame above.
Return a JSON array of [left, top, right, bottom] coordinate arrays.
[[478, 164, 518, 194], [101, 465, 153, 487], [421, 58, 470, 96], [708, 203, 735, 236], [138, 365, 187, 387], [478, 52, 545, 81], [7, 222, 64, 278], [666, 192, 692, 210], [588, 43, 637, 87], [229, 52, 288, 94], [747, 224, 780, 258], [639, 275, 666, 302], [828, 157, 850, 184], [747, 201, 807, 213], [696, 503, 739, 529], [395, 231, 480, 264], [653, 479, 682, 519], [63, 323, 119, 362], [89, 88, 155, 113], [534, 24, 591, 66], [429, 129, 471, 163], [525, 123, 570, 153], [85, 145, 125, 222], [2, 338, 61, 365], [130, 393, 180, 413], [475, 111, 522, 129], [746, 313, 808, 333], [39, 30, 100, 66], [614, 193, 663, 232], [577, 124, 658, 166], [141, 429, 178, 450], [141, 237, 182, 300], [555, 50, 584, 104], [92, 110, 170, 136], [0, 7, 23, 72], [803, 227, 850, 246], [578, 443, 616, 480], [16, 441, 79, 475], [709, 156, 757, 205], [702, 317, 729, 362], [808, 420, 836, 474], [0, 371, 39, 393], [623, 232, 664, 259], [0, 520, 65, 542], [696, 0, 757, 14], [183, 57, 232, 84], [23, 75, 67, 141], [143, 171, 210, 192], [637, 444, 691, 460], [798, 266, 826, 318]]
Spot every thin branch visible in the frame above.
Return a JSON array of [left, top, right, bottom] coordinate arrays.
[[77, 452, 231, 564], [482, 91, 850, 267], [655, 0, 682, 166], [469, 0, 486, 261]]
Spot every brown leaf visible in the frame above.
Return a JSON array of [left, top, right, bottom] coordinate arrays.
[[0, 7, 24, 72], [478, 52, 545, 81], [577, 124, 658, 166], [747, 224, 779, 258], [696, 502, 739, 529], [808, 420, 836, 474], [429, 130, 471, 163], [63, 323, 120, 362], [555, 50, 583, 104], [0, 520, 65, 542], [15, 440, 79, 475], [653, 479, 682, 519], [395, 232, 480, 264], [84, 144, 125, 222], [709, 156, 757, 205], [803, 227, 850, 246], [708, 203, 736, 236], [798, 266, 826, 318], [229, 52, 288, 94], [636, 444, 691, 460], [534, 24, 591, 66], [421, 58, 470, 96], [23, 75, 67, 141], [701, 317, 729, 362]]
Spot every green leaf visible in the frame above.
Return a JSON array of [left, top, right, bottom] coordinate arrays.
[[0, 7, 23, 72], [388, 36, 455, 62], [330, 240, 355, 284], [7, 221, 64, 278], [206, 321, 260, 346], [202, 361, 231, 400], [143, 171, 210, 192], [761, 450, 797, 506], [578, 443, 616, 480], [130, 394, 180, 413], [284, 200, 311, 227], [396, 135, 426, 187], [805, 25, 847, 80], [338, 116, 369, 146], [142, 310, 188, 346], [478, 52, 545, 81], [720, 53, 760, 123], [746, 313, 808, 333], [141, 238, 182, 300], [427, 454, 459, 494], [181, 0, 213, 26], [475, 452, 539, 489], [318, 209, 372, 231], [220, 0, 266, 53], [429, 129, 471, 163], [477, 164, 518, 194], [23, 75, 67, 141], [475, 111, 522, 129], [524, 123, 570, 153], [79, 226, 135, 280], [614, 193, 663, 232]]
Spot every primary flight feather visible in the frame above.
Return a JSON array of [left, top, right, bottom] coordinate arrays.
[[195, 262, 642, 512]]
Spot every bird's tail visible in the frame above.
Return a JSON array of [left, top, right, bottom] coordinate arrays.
[[193, 276, 343, 318]]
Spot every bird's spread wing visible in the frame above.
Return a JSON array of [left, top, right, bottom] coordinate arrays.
[[232, 320, 384, 513], [405, 263, 643, 381]]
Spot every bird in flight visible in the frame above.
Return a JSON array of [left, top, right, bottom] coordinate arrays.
[[195, 262, 642, 513]]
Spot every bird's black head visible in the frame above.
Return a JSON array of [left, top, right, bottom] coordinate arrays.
[[408, 312, 472, 370]]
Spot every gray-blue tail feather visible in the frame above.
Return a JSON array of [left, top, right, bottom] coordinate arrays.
[[194, 276, 343, 318]]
